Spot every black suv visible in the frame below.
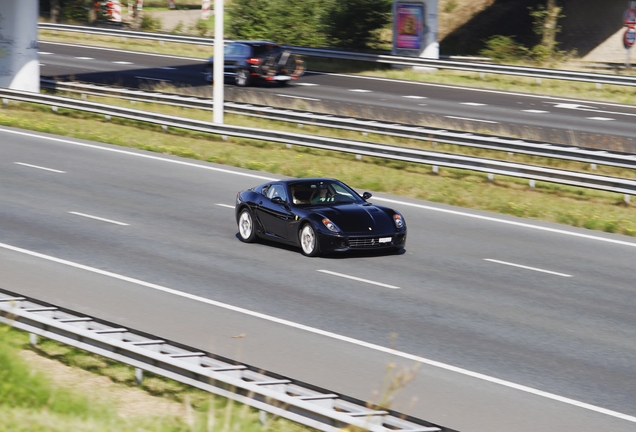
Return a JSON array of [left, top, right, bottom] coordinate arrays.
[[205, 41, 305, 87]]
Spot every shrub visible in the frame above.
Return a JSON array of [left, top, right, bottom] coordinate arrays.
[[479, 35, 529, 63]]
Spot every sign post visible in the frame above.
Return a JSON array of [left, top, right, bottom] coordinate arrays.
[[623, 1, 636, 68], [213, 0, 224, 124]]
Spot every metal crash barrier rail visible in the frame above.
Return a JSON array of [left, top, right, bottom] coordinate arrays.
[[0, 288, 447, 432]]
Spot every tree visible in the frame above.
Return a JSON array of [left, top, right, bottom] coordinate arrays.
[[530, 0, 563, 52], [227, 0, 391, 50], [323, 0, 392, 49]]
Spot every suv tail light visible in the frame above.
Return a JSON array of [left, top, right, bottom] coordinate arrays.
[[246, 58, 261, 65]]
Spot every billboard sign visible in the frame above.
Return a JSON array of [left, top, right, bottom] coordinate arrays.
[[396, 4, 424, 50], [393, 0, 438, 59]]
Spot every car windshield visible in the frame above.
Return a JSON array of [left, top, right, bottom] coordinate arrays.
[[289, 180, 365, 206]]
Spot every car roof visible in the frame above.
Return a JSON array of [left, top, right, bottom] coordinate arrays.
[[229, 40, 278, 46], [277, 178, 338, 185]]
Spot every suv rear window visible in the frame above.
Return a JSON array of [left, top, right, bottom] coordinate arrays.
[[252, 44, 282, 57], [224, 43, 251, 57]]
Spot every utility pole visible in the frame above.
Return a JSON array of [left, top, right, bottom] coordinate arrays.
[[213, 0, 224, 124]]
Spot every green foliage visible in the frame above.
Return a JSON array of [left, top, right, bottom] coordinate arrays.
[[227, 0, 329, 47], [443, 0, 459, 13], [322, 0, 393, 49], [479, 35, 529, 63], [227, 0, 390, 49], [141, 14, 163, 32]]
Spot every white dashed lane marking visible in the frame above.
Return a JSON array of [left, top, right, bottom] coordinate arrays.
[[522, 109, 549, 113], [69, 212, 129, 226], [403, 95, 427, 99], [587, 117, 615, 121], [113, 61, 134, 65], [295, 83, 319, 86], [14, 162, 65, 173], [461, 102, 486, 106], [484, 259, 572, 278], [445, 115, 498, 124], [348, 89, 373, 93], [317, 270, 401, 289], [74, 57, 94, 60], [216, 204, 234, 209]]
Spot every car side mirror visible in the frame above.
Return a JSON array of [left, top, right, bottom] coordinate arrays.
[[271, 196, 284, 205], [362, 192, 372, 200]]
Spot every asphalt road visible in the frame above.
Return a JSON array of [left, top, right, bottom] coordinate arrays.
[[1, 126, 635, 432], [39, 41, 636, 151]]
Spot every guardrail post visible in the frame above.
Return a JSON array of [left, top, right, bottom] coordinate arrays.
[[591, 163, 597, 170], [529, 180, 536, 189], [488, 173, 494, 182], [2, 98, 7, 106], [29, 333, 38, 346], [432, 166, 439, 174], [52, 106, 58, 113], [625, 194, 631, 205], [135, 367, 144, 385], [596, 83, 602, 90]]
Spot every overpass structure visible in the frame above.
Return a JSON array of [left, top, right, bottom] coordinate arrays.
[[0, 0, 39, 92]]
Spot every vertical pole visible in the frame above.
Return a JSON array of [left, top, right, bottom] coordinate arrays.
[[213, 0, 224, 124]]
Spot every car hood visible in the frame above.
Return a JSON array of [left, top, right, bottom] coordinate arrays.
[[310, 203, 394, 234]]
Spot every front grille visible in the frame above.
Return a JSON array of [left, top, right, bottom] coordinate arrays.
[[348, 236, 393, 249]]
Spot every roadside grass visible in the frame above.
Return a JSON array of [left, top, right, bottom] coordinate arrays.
[[0, 324, 309, 432], [1, 100, 635, 236], [37, 30, 636, 105]]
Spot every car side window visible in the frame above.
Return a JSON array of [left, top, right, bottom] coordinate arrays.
[[267, 184, 287, 201]]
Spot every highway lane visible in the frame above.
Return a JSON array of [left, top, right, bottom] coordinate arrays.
[[1, 126, 635, 431], [38, 41, 636, 149]]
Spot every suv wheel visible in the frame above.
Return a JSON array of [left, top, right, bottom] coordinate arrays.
[[235, 69, 251, 87]]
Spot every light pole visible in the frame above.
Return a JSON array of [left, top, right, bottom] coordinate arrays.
[[213, 0, 224, 124]]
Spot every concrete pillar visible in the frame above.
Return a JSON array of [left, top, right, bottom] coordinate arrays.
[[0, 0, 40, 92]]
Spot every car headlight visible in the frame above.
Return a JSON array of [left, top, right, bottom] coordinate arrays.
[[322, 218, 340, 233], [393, 214, 404, 229]]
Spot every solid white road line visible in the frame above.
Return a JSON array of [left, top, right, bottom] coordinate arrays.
[[69, 212, 129, 226], [484, 259, 572, 277], [445, 115, 499, 124], [0, 240, 634, 424], [41, 41, 206, 62], [317, 269, 400, 289], [373, 196, 636, 248], [14, 162, 65, 173]]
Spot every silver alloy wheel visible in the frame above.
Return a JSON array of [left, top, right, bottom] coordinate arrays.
[[300, 225, 316, 256], [238, 210, 253, 240]]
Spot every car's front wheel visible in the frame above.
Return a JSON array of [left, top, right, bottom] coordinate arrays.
[[299, 224, 320, 257], [238, 208, 257, 243], [235, 69, 251, 87]]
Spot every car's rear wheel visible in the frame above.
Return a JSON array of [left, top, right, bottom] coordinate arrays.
[[299, 224, 320, 257], [238, 208, 257, 243], [235, 69, 251, 87]]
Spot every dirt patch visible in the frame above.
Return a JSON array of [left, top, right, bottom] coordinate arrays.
[[19, 350, 187, 420]]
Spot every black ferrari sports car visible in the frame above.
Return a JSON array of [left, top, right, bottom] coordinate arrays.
[[234, 178, 407, 256]]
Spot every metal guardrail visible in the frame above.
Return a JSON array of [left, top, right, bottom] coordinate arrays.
[[38, 23, 636, 87], [2, 87, 636, 197], [43, 80, 636, 171], [0, 288, 447, 432]]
